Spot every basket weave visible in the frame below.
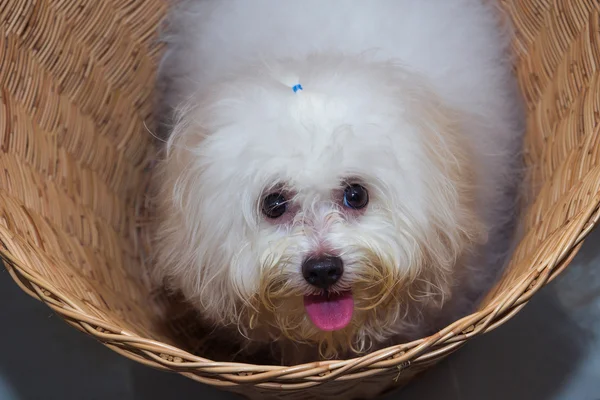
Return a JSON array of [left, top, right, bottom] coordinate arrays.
[[1, 0, 600, 399]]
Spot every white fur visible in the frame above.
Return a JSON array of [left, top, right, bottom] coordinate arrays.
[[153, 0, 524, 361]]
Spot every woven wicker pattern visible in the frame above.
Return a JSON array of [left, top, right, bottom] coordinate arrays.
[[0, 1, 599, 399]]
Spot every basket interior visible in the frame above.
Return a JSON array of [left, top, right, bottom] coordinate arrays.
[[1, 0, 600, 396], [0, 1, 171, 344]]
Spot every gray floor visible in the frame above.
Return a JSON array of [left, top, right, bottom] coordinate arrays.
[[2, 229, 600, 400]]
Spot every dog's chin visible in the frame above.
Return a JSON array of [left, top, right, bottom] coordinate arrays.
[[246, 295, 363, 358], [242, 262, 446, 359], [244, 292, 406, 359]]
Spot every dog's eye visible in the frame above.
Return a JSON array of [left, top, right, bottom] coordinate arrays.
[[343, 184, 369, 209], [262, 193, 287, 218]]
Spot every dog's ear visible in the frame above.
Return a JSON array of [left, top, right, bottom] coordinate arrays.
[[402, 82, 487, 297]]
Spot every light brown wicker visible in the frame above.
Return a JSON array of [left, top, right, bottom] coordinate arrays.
[[1, 0, 599, 399]]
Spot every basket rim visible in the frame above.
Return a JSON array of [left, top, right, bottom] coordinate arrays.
[[1, 195, 599, 389]]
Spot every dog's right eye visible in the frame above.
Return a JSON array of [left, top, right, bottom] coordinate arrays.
[[262, 193, 287, 219]]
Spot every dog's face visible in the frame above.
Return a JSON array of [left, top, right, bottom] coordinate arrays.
[[155, 56, 485, 357]]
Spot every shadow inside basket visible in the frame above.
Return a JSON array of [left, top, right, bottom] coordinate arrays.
[[150, 289, 278, 365]]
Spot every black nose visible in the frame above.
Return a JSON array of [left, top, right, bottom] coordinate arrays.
[[302, 256, 344, 289]]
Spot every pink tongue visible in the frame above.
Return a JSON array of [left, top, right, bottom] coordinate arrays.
[[304, 292, 354, 331]]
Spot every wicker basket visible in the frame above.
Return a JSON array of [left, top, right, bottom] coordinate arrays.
[[1, 1, 599, 399]]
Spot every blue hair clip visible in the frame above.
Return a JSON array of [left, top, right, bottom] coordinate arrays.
[[292, 84, 303, 93]]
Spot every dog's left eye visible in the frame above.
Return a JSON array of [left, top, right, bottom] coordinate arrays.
[[262, 193, 287, 219], [343, 184, 369, 209]]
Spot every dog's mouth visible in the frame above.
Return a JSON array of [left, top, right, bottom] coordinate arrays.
[[304, 291, 354, 331]]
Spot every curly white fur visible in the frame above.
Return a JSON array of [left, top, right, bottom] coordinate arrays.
[[153, 0, 524, 362]]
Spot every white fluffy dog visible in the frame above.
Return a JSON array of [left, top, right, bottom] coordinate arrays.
[[152, 0, 524, 361]]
